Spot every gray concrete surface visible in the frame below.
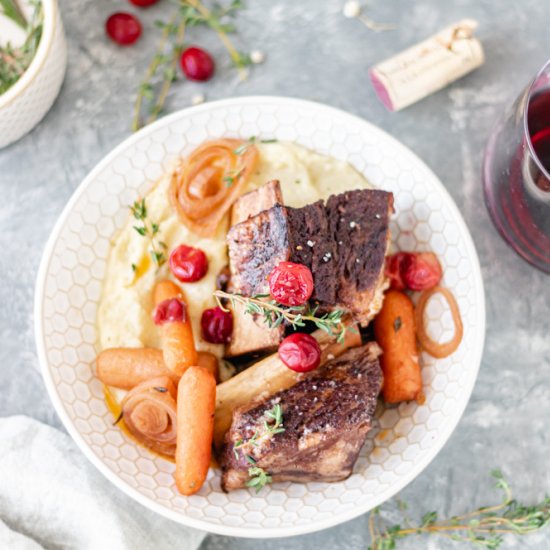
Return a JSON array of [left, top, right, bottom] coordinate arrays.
[[1, 0, 549, 548]]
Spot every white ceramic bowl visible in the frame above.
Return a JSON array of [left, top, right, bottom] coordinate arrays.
[[0, 0, 67, 149], [35, 97, 486, 538]]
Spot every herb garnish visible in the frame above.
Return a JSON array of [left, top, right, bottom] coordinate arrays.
[[132, 0, 252, 131], [368, 470, 550, 549], [130, 199, 167, 269], [0, 0, 43, 96], [232, 404, 285, 492], [246, 466, 272, 492], [233, 136, 278, 155], [214, 290, 350, 343]]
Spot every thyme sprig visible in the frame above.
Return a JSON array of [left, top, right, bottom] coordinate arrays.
[[247, 466, 272, 492], [0, 0, 43, 95], [369, 470, 550, 549], [129, 199, 167, 268], [213, 290, 350, 343], [132, 0, 251, 131], [233, 405, 284, 492]]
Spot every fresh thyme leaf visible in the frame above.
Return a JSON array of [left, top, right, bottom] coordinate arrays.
[[245, 454, 256, 465], [260, 138, 278, 143], [153, 386, 168, 393], [368, 471, 550, 549], [213, 290, 350, 341], [246, 466, 272, 492], [129, 198, 166, 270]]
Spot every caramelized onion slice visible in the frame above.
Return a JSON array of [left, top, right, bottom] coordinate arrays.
[[169, 139, 259, 237], [415, 286, 463, 359], [121, 376, 178, 457]]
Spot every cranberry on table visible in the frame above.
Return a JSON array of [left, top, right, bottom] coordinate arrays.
[[129, 0, 160, 6], [153, 298, 186, 325], [201, 307, 233, 344], [278, 333, 321, 373], [180, 46, 215, 81], [268, 261, 314, 306], [169, 245, 208, 283], [105, 13, 142, 46]]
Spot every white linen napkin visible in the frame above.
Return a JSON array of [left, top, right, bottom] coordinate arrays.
[[0, 416, 206, 550]]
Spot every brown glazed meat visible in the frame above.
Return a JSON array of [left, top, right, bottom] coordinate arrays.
[[220, 343, 383, 491], [226, 181, 286, 356], [226, 187, 393, 330]]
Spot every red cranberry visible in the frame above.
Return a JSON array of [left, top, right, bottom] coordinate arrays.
[[169, 245, 208, 283], [268, 262, 314, 307], [129, 0, 159, 6], [278, 333, 321, 373], [201, 307, 233, 344], [385, 251, 442, 291], [180, 47, 215, 81], [403, 252, 442, 291], [153, 298, 186, 325], [106, 12, 142, 46], [385, 252, 408, 290]]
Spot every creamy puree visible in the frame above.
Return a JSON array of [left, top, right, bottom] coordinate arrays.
[[97, 142, 372, 368]]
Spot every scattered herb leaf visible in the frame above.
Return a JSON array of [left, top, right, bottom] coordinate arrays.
[[129, 199, 167, 269], [393, 316, 402, 332], [368, 470, 550, 549]]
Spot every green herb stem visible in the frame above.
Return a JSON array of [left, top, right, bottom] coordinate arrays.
[[369, 471, 550, 549], [213, 290, 350, 342]]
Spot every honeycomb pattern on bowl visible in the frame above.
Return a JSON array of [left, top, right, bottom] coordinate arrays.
[[35, 98, 485, 537]]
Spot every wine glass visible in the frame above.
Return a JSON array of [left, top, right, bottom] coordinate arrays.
[[483, 59, 550, 273]]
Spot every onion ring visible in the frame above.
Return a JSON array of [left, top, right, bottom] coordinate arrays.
[[121, 375, 178, 457], [169, 139, 259, 237], [415, 286, 463, 358]]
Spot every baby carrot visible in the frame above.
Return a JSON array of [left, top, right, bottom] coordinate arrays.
[[374, 290, 422, 403], [153, 280, 198, 377], [96, 347, 178, 389], [175, 366, 216, 496]]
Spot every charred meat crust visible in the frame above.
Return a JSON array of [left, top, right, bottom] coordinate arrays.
[[220, 343, 383, 491], [227, 188, 393, 325]]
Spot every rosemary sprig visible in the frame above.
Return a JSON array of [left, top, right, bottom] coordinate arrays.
[[129, 199, 167, 268], [0, 0, 43, 95], [132, 0, 251, 130], [369, 470, 550, 549], [213, 290, 350, 343]]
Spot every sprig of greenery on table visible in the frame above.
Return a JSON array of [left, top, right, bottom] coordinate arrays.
[[213, 289, 351, 343], [132, 0, 252, 131], [369, 470, 550, 549], [0, 0, 43, 95]]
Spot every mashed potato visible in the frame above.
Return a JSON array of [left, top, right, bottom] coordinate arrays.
[[97, 142, 372, 359]]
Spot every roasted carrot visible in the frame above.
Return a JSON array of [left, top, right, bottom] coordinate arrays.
[[175, 366, 216, 496], [153, 280, 198, 377], [197, 351, 220, 383], [96, 348, 179, 390], [374, 290, 422, 403]]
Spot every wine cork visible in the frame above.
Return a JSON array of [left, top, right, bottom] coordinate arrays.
[[370, 19, 484, 112]]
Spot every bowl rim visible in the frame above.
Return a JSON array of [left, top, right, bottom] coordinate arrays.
[[34, 95, 486, 538], [0, 0, 57, 109]]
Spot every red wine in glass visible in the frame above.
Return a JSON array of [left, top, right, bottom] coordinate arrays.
[[483, 61, 550, 273]]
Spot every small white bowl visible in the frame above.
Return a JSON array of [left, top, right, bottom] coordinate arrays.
[[0, 0, 67, 149]]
